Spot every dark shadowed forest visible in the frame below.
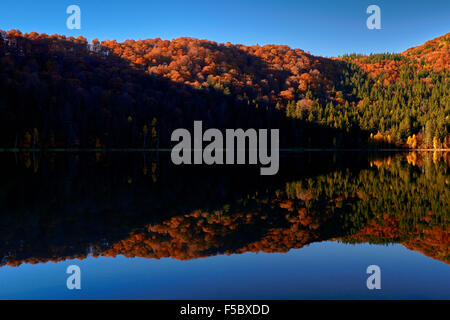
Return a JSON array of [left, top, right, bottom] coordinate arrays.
[[0, 30, 448, 149]]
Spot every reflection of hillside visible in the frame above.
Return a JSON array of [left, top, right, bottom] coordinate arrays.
[[100, 199, 335, 260], [101, 153, 449, 263], [0, 152, 448, 267], [347, 216, 449, 263]]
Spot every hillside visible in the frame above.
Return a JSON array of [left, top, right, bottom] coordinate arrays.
[[0, 30, 448, 148], [403, 33, 449, 71]]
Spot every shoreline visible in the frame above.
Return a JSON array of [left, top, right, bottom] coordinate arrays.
[[0, 148, 449, 153]]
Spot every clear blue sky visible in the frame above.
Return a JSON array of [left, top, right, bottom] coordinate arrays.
[[0, 0, 449, 57]]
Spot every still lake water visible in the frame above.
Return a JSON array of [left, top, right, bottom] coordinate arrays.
[[0, 151, 448, 299]]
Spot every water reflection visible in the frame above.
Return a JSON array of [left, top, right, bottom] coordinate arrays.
[[0, 151, 448, 268]]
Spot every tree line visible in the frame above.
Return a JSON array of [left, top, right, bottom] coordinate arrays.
[[0, 29, 448, 149]]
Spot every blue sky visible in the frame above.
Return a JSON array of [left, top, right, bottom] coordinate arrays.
[[0, 0, 449, 57]]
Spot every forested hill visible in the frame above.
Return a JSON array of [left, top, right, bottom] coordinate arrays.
[[0, 29, 448, 149]]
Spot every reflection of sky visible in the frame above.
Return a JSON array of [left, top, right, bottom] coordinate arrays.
[[0, 242, 449, 299]]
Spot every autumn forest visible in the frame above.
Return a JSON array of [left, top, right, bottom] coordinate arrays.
[[0, 29, 448, 149]]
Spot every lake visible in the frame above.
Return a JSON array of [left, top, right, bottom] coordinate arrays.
[[0, 151, 448, 299]]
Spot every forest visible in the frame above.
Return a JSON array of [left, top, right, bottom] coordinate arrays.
[[0, 29, 449, 149]]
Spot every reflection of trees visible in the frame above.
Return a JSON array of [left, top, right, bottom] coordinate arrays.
[[0, 152, 448, 267]]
